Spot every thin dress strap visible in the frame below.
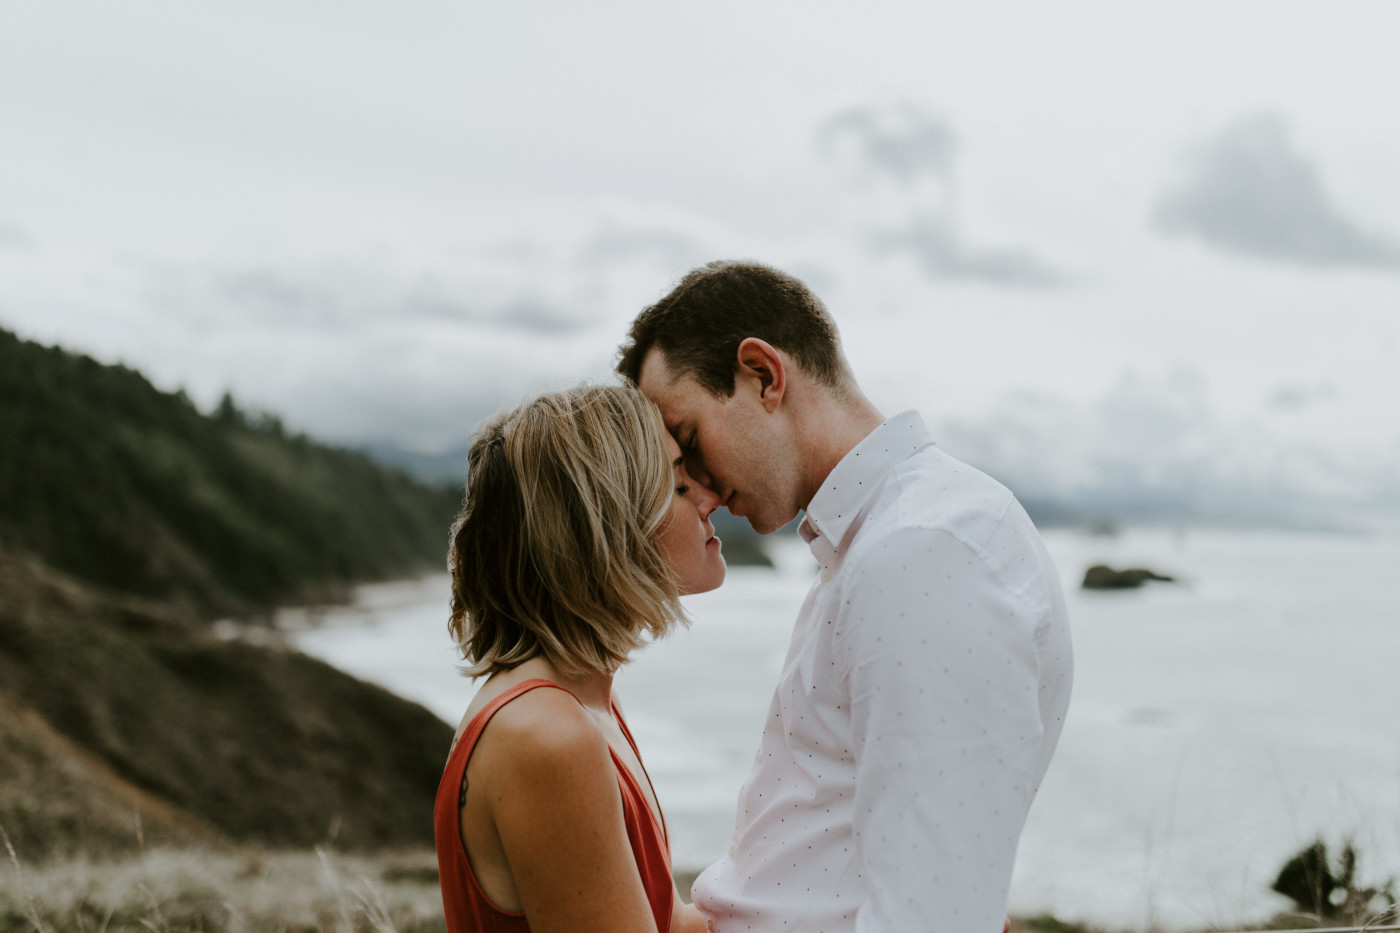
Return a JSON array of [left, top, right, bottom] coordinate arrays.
[[436, 678, 578, 930], [611, 696, 670, 849], [447, 678, 579, 759], [434, 678, 674, 933]]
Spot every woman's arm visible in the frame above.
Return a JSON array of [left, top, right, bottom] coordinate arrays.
[[479, 692, 660, 933]]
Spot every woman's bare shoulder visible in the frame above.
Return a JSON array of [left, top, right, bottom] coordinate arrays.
[[475, 686, 608, 774]]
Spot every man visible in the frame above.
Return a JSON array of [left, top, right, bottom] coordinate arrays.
[[618, 261, 1073, 933]]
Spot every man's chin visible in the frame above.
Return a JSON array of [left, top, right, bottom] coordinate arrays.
[[726, 496, 794, 535], [744, 511, 793, 536]]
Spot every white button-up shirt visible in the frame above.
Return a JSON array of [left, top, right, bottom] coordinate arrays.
[[692, 411, 1073, 933]]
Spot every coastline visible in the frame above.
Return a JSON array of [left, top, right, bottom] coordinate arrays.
[[284, 528, 1400, 932]]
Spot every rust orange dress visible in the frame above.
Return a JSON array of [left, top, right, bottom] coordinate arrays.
[[433, 678, 674, 932]]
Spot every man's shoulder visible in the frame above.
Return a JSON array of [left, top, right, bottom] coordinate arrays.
[[883, 443, 1019, 538], [836, 441, 1054, 582], [843, 448, 1063, 620]]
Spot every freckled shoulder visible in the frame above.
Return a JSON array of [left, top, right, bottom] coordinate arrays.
[[472, 687, 609, 779]]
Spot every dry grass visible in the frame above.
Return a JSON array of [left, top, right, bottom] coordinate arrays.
[[0, 834, 445, 933], [5, 832, 1394, 933]]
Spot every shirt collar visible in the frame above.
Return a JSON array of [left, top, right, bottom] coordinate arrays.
[[799, 410, 935, 552]]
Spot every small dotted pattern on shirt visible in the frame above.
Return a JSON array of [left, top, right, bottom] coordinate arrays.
[[691, 410, 1074, 933]]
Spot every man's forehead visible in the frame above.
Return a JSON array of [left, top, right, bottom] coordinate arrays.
[[656, 398, 690, 436], [637, 346, 678, 392], [638, 348, 702, 423]]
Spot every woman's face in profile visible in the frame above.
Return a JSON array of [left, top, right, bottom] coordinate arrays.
[[657, 432, 726, 596]]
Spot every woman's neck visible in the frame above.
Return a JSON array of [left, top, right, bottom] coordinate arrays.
[[508, 655, 614, 713]]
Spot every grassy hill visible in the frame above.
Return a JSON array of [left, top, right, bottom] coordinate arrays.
[[0, 327, 460, 616], [0, 682, 219, 859], [0, 327, 460, 860], [0, 546, 453, 859]]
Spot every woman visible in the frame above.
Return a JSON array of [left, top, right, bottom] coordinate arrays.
[[435, 384, 723, 933]]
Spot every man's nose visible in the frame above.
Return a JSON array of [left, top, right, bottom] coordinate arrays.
[[684, 450, 714, 490], [695, 482, 721, 520]]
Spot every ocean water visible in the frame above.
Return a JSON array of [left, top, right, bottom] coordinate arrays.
[[284, 527, 1400, 932]]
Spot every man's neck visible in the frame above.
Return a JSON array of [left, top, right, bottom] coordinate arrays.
[[793, 389, 886, 511]]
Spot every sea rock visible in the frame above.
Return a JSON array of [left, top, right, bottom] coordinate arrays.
[[1081, 564, 1176, 590]]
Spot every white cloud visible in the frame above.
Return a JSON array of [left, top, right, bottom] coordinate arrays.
[[0, 221, 33, 250], [869, 213, 1063, 288], [0, 209, 738, 451], [934, 370, 1399, 527], [817, 103, 958, 186], [1267, 381, 1336, 413], [815, 101, 1064, 288], [1153, 112, 1400, 270], [4, 4, 1400, 522], [142, 261, 589, 334]]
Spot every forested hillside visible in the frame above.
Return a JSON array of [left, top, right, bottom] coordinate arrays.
[[0, 327, 459, 857], [0, 327, 460, 615]]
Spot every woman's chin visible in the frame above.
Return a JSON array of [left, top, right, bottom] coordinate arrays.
[[678, 558, 727, 597]]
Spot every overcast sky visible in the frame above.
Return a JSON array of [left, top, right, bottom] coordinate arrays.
[[3, 2, 1398, 521]]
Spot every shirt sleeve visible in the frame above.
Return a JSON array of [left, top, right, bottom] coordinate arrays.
[[835, 523, 1050, 933]]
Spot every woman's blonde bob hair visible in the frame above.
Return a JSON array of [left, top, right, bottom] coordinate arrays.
[[448, 383, 685, 678]]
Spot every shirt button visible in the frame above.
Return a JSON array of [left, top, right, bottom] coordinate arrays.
[[821, 568, 833, 583], [729, 845, 737, 857]]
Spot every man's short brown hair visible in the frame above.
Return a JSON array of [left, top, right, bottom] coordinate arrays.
[[617, 260, 848, 398]]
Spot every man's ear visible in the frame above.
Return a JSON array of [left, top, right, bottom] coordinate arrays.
[[735, 338, 786, 412]]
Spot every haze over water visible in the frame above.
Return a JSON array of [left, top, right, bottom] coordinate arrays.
[[286, 525, 1400, 932]]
